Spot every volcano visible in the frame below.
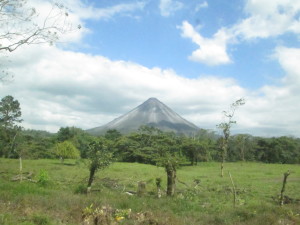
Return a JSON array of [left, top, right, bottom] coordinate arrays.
[[87, 98, 199, 135]]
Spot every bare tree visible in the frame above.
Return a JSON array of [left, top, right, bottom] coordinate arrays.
[[217, 98, 245, 177], [0, 0, 80, 81]]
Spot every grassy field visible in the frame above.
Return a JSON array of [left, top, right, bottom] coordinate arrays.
[[0, 158, 299, 224]]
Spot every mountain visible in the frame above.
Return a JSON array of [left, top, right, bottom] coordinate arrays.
[[87, 98, 200, 135]]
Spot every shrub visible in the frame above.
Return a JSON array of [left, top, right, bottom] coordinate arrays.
[[37, 169, 50, 187]]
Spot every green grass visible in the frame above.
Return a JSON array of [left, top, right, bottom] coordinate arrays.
[[0, 159, 299, 224]]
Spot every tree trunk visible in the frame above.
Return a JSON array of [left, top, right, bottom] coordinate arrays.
[[220, 140, 227, 177], [137, 181, 146, 196], [280, 171, 290, 206], [166, 164, 176, 196], [156, 178, 162, 198], [87, 166, 96, 188], [221, 161, 224, 178], [19, 156, 23, 182]]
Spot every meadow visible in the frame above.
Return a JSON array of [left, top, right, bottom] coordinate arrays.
[[0, 158, 299, 225]]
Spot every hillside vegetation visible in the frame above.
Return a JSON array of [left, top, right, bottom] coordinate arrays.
[[0, 159, 299, 225]]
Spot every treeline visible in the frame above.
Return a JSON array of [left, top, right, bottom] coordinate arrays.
[[0, 95, 299, 164], [1, 125, 299, 164]]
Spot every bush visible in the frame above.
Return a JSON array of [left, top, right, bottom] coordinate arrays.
[[37, 169, 50, 187]]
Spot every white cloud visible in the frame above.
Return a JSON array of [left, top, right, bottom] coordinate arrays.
[[0, 45, 245, 133], [195, 1, 208, 12], [2, 44, 300, 136], [180, 0, 300, 66], [159, 0, 184, 17], [2, 0, 300, 137], [74, 1, 146, 20], [233, 0, 300, 39], [237, 46, 300, 136], [179, 21, 232, 66]]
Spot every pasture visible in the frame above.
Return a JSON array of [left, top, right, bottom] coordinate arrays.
[[0, 158, 299, 224]]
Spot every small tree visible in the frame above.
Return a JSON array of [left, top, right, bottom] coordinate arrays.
[[55, 140, 80, 164], [154, 133, 182, 197], [217, 98, 245, 177], [0, 95, 23, 157], [86, 138, 113, 190]]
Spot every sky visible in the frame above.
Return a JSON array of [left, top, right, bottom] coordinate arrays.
[[1, 0, 300, 137]]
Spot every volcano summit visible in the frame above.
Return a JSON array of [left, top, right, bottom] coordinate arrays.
[[87, 98, 199, 135]]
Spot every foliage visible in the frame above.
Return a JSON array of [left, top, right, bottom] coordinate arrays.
[[87, 138, 113, 188], [104, 129, 122, 141], [55, 140, 80, 163], [56, 126, 95, 158], [37, 169, 50, 187], [0, 95, 22, 128], [0, 95, 22, 157]]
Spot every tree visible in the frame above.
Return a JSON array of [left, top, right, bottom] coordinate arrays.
[[0, 95, 22, 157], [217, 98, 245, 177], [0, 0, 75, 53], [0, 95, 22, 128], [0, 0, 80, 81], [86, 138, 113, 190], [228, 134, 255, 162], [55, 140, 80, 164], [154, 133, 182, 196], [104, 129, 122, 141]]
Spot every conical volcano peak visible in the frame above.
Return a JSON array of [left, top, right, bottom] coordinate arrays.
[[139, 97, 165, 112], [147, 97, 160, 101], [87, 98, 199, 135], [143, 97, 161, 105]]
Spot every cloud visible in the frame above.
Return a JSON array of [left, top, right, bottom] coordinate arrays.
[[2, 43, 300, 137], [2, 0, 300, 137], [75, 1, 146, 20], [0, 45, 245, 133], [195, 1, 208, 12], [179, 21, 232, 66], [233, 0, 300, 39], [180, 0, 300, 66], [237, 46, 300, 136], [159, 0, 184, 17]]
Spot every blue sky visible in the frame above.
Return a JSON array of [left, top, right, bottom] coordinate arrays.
[[1, 0, 300, 137], [76, 0, 288, 88]]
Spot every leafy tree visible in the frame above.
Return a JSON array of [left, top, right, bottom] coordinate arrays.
[[56, 126, 95, 158], [122, 126, 183, 196], [217, 98, 245, 177], [104, 129, 122, 141], [182, 136, 212, 165], [228, 134, 255, 162], [86, 138, 113, 189], [56, 127, 73, 142], [18, 129, 56, 159], [0, 95, 22, 128], [0, 95, 22, 157], [254, 136, 300, 164], [55, 140, 80, 164], [153, 133, 182, 196]]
